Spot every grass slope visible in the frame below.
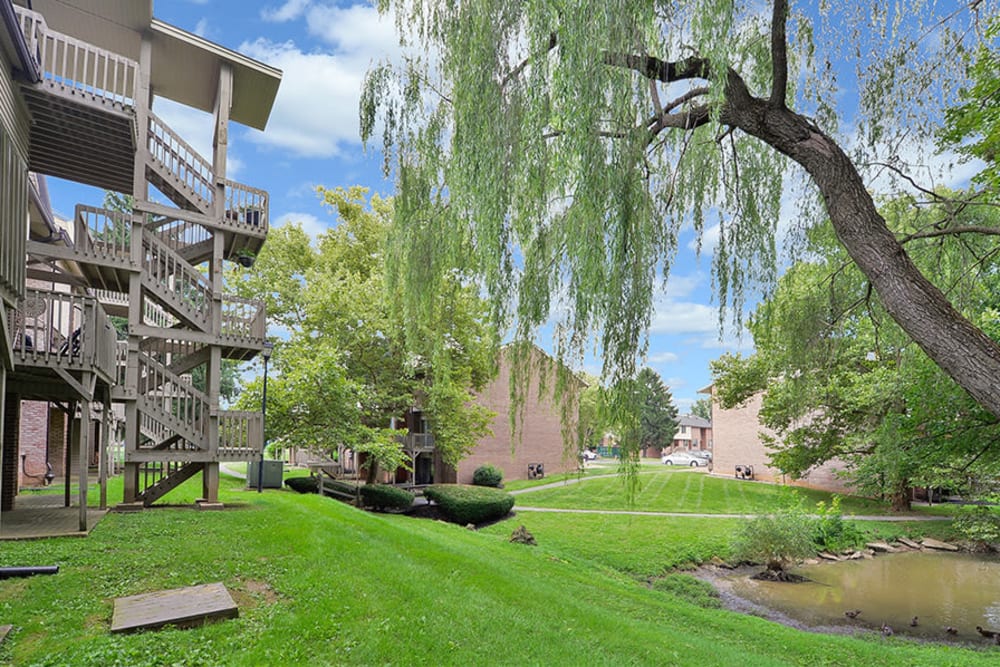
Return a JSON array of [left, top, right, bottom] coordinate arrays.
[[0, 478, 991, 666]]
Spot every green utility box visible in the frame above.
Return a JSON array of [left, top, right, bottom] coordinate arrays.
[[247, 460, 284, 489]]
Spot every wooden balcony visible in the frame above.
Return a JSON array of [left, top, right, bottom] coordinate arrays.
[[5, 288, 117, 400], [14, 6, 136, 193], [400, 433, 436, 454], [219, 411, 264, 461]]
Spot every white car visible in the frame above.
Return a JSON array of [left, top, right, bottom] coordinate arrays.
[[661, 451, 708, 467]]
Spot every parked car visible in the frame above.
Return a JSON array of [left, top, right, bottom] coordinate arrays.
[[581, 449, 598, 461], [692, 450, 713, 462], [661, 451, 709, 467]]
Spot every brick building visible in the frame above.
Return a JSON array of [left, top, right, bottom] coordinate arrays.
[[703, 384, 854, 494], [443, 345, 585, 485]]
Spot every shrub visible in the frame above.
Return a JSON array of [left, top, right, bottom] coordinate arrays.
[[954, 505, 1000, 548], [731, 505, 816, 573], [285, 476, 319, 494], [652, 574, 722, 609], [472, 464, 504, 488], [359, 484, 414, 512], [813, 496, 865, 553], [423, 484, 515, 524]]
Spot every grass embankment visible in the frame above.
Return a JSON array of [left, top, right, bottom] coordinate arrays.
[[1, 473, 991, 666]]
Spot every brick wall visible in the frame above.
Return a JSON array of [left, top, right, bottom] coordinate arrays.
[[456, 347, 581, 484], [18, 400, 49, 487], [711, 388, 854, 495]]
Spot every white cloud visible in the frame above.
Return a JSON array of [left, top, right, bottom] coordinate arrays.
[[261, 0, 312, 23], [305, 4, 401, 59], [274, 212, 328, 243], [646, 351, 679, 364], [193, 17, 209, 38], [665, 376, 687, 390], [650, 301, 717, 334]]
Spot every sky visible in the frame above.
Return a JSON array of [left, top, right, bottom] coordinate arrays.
[[40, 0, 982, 414]]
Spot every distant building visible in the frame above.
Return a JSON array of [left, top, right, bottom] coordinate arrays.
[[701, 384, 853, 494], [642, 414, 712, 459], [442, 345, 585, 485]]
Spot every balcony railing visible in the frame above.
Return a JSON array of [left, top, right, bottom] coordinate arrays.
[[224, 180, 269, 235], [75, 205, 132, 264], [8, 288, 117, 382], [0, 128, 27, 308], [15, 6, 137, 108], [219, 411, 263, 459], [221, 295, 266, 341], [399, 432, 435, 453]]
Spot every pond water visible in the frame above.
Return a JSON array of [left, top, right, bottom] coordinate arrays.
[[728, 551, 1000, 642]]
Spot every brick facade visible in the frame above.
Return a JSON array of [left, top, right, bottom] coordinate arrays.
[[2, 396, 19, 511], [453, 347, 583, 484], [709, 387, 854, 494]]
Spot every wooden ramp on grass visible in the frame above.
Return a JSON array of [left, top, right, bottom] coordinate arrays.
[[0, 624, 11, 644], [110, 582, 238, 633]]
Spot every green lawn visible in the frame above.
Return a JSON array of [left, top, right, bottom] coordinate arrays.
[[512, 468, 948, 516], [0, 474, 990, 665]]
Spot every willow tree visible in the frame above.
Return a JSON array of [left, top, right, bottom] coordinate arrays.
[[362, 1, 1000, 460]]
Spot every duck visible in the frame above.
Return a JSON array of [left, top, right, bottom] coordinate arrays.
[[844, 609, 862, 619], [880, 623, 894, 637], [976, 626, 998, 639], [945, 627, 958, 636], [909, 616, 919, 627]]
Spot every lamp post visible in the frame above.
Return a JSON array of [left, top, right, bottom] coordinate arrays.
[[257, 340, 273, 493]]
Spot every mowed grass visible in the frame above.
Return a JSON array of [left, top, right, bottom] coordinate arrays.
[[513, 468, 943, 516], [0, 474, 986, 665]]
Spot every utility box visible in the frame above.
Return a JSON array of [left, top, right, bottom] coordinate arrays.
[[247, 460, 284, 489]]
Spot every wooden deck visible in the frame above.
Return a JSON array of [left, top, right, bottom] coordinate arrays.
[[0, 493, 107, 541], [110, 582, 238, 633]]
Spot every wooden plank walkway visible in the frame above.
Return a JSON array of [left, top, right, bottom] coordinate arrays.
[[0, 624, 11, 645], [111, 582, 238, 633]]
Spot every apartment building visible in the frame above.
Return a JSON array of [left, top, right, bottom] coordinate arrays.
[[0, 0, 281, 535]]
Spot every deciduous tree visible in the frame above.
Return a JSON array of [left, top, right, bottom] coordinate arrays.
[[363, 0, 1000, 473]]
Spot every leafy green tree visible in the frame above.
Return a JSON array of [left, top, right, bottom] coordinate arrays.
[[636, 368, 678, 454], [713, 196, 1000, 510], [691, 398, 712, 422], [363, 0, 1000, 482], [233, 187, 497, 476]]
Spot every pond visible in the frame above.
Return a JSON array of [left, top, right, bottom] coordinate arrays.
[[728, 551, 1000, 642]]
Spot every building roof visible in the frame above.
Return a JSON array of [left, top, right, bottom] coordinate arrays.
[[16, 0, 282, 130], [678, 414, 711, 428]]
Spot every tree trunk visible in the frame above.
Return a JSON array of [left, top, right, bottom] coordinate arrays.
[[723, 87, 1000, 422], [890, 485, 912, 513]]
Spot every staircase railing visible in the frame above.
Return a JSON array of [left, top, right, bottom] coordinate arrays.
[[137, 352, 208, 444], [219, 411, 263, 459], [142, 229, 212, 330], [15, 6, 137, 107], [221, 295, 266, 340], [147, 111, 214, 211], [151, 217, 212, 256]]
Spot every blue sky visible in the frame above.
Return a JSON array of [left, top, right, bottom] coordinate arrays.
[[42, 0, 982, 413]]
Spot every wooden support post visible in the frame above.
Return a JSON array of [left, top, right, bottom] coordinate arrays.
[[202, 462, 219, 503], [0, 369, 5, 536], [99, 389, 110, 509], [79, 392, 91, 532], [65, 404, 74, 508]]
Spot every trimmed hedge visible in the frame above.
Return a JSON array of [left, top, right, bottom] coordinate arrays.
[[285, 476, 319, 494], [472, 464, 503, 488], [423, 484, 515, 525], [359, 484, 415, 512]]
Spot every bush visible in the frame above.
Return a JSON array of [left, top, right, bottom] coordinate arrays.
[[285, 476, 319, 494], [731, 505, 816, 573], [813, 496, 864, 553], [954, 505, 1000, 548], [359, 484, 414, 512], [652, 574, 722, 609], [472, 464, 504, 488], [423, 484, 515, 525]]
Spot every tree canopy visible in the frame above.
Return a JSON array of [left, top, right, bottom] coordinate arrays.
[[712, 194, 1000, 509], [233, 187, 497, 474], [364, 0, 1000, 474], [636, 368, 679, 453]]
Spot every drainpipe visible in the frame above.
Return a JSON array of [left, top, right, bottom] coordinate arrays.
[[0, 0, 41, 84]]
